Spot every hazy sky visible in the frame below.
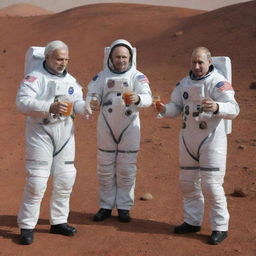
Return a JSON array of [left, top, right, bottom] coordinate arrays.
[[0, 0, 253, 12]]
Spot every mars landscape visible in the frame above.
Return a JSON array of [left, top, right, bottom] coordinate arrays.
[[0, 1, 255, 255]]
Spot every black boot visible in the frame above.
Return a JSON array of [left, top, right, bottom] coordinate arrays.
[[209, 231, 228, 245], [50, 223, 77, 236], [20, 229, 34, 245], [118, 209, 131, 223], [174, 222, 201, 234], [93, 208, 112, 221]]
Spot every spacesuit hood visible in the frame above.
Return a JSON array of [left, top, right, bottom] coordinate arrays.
[[105, 39, 136, 74]]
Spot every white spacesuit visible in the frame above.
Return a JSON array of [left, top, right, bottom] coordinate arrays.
[[86, 39, 152, 211], [164, 57, 239, 231], [16, 47, 89, 229]]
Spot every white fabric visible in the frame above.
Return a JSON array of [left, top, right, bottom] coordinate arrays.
[[87, 39, 152, 210], [16, 62, 84, 229], [164, 59, 239, 231], [24, 46, 45, 75], [212, 56, 232, 134]]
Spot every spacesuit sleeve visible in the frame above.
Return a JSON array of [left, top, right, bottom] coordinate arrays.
[[85, 73, 103, 103], [72, 81, 86, 115], [212, 81, 240, 120], [133, 73, 152, 107], [164, 82, 183, 118], [16, 75, 52, 117]]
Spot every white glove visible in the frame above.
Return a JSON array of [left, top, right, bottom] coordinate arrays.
[[74, 100, 92, 119], [83, 101, 92, 120]]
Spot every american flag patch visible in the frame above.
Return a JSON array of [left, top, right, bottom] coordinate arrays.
[[137, 74, 149, 84], [24, 75, 37, 83], [216, 81, 233, 91]]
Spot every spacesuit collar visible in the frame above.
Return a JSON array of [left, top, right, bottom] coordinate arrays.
[[190, 65, 214, 81], [43, 61, 67, 77]]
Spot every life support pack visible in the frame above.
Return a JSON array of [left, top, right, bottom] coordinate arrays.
[[212, 56, 232, 134], [24, 46, 45, 75]]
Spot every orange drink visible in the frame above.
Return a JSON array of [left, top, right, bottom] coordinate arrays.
[[123, 91, 133, 105], [62, 101, 73, 116]]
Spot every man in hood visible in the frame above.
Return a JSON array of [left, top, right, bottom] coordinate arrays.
[[155, 47, 239, 245], [86, 39, 152, 222]]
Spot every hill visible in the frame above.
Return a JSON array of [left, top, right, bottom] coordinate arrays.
[[0, 3, 53, 16]]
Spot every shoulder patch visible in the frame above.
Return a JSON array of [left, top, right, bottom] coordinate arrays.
[[216, 81, 233, 91], [92, 75, 99, 81], [68, 86, 74, 95], [24, 75, 37, 83], [136, 74, 149, 84]]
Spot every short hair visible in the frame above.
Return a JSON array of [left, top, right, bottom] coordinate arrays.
[[44, 40, 68, 57], [192, 46, 211, 60]]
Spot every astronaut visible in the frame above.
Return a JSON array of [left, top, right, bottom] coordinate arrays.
[[155, 47, 239, 245], [16, 40, 91, 245], [86, 39, 152, 222]]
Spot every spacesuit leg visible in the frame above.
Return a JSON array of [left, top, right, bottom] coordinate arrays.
[[18, 162, 51, 229], [200, 132, 229, 231], [17, 125, 53, 229], [50, 135, 77, 225], [96, 114, 119, 209], [116, 151, 138, 210], [200, 171, 229, 231], [179, 134, 204, 226], [115, 120, 140, 210], [97, 150, 117, 209]]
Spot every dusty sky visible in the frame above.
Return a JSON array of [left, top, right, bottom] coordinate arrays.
[[0, 0, 253, 12]]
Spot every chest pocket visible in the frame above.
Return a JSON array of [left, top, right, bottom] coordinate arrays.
[[54, 81, 75, 102], [103, 77, 132, 95]]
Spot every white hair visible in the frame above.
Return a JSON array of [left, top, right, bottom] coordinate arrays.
[[44, 40, 68, 57]]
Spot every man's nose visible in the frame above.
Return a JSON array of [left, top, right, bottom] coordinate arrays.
[[195, 63, 200, 69]]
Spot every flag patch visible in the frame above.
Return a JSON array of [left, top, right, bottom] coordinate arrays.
[[216, 81, 233, 91], [137, 74, 149, 84], [24, 75, 37, 83]]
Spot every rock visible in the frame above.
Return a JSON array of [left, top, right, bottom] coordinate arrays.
[[238, 145, 245, 150], [249, 80, 256, 89], [140, 192, 153, 201], [230, 188, 248, 197], [174, 31, 183, 37]]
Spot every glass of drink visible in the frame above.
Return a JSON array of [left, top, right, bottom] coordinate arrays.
[[62, 101, 74, 116], [152, 95, 161, 105], [152, 95, 163, 119], [123, 91, 133, 105]]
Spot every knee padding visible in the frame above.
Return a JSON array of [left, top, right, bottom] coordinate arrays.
[[26, 176, 48, 198]]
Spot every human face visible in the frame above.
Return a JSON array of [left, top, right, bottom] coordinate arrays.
[[191, 50, 211, 78], [111, 46, 130, 72], [46, 49, 69, 74]]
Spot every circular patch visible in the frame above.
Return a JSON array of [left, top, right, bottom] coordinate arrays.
[[108, 108, 112, 113], [123, 82, 129, 87], [183, 92, 189, 99], [68, 86, 74, 95], [199, 121, 207, 130], [184, 105, 190, 115], [125, 109, 132, 116]]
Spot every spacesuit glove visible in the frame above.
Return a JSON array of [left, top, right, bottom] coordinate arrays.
[[83, 101, 92, 120], [155, 102, 166, 113]]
